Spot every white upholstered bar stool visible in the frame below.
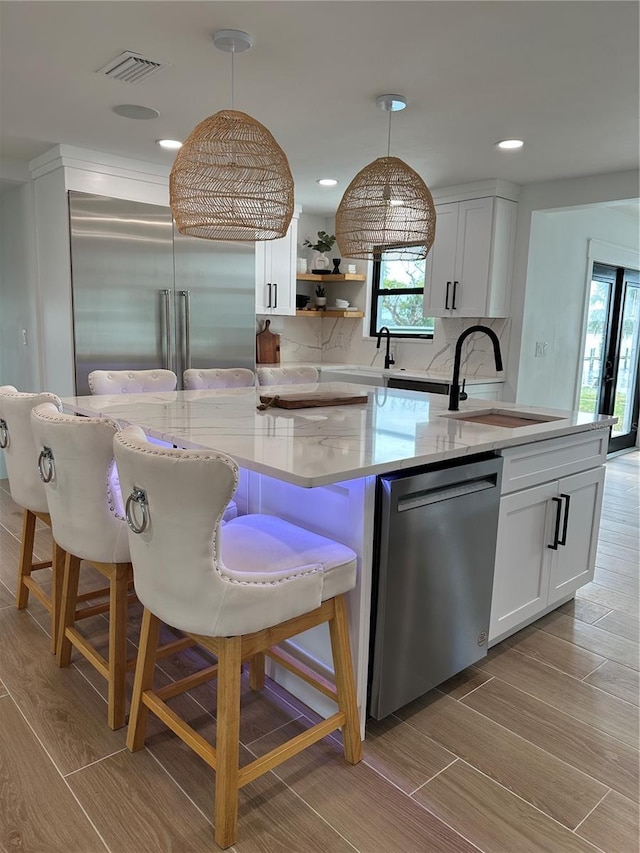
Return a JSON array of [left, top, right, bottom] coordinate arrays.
[[256, 366, 319, 386], [0, 386, 66, 652], [88, 369, 177, 395], [183, 367, 255, 389], [114, 426, 362, 849], [31, 404, 137, 729]]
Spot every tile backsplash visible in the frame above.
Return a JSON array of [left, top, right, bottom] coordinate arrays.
[[256, 315, 510, 378]]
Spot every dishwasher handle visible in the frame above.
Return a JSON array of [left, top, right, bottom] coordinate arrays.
[[397, 476, 497, 512]]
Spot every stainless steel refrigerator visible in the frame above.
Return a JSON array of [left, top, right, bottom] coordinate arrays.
[[68, 191, 256, 395]]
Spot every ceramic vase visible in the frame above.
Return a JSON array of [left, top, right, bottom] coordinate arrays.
[[313, 252, 330, 271]]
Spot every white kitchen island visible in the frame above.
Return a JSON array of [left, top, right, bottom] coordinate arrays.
[[62, 383, 615, 732]]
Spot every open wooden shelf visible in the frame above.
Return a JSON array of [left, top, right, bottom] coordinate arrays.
[[296, 273, 366, 282], [296, 310, 364, 318]]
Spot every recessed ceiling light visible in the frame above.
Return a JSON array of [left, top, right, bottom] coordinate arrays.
[[112, 104, 160, 120], [156, 139, 182, 150], [496, 139, 524, 150], [317, 178, 338, 187]]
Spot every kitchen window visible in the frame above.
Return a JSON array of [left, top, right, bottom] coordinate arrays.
[[370, 252, 435, 338]]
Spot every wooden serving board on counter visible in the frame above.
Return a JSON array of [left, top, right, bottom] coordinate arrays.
[[259, 392, 368, 409], [256, 319, 281, 364]]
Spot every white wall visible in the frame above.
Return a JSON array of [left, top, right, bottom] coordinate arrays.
[[505, 169, 640, 405], [517, 205, 639, 409], [0, 182, 40, 478], [0, 184, 39, 389]]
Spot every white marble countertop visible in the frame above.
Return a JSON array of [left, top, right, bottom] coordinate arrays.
[[61, 384, 615, 488]]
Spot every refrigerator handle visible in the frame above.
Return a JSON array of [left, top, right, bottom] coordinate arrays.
[[161, 289, 172, 371], [180, 290, 191, 370]]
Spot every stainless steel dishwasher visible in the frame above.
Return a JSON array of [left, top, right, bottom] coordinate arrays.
[[369, 453, 503, 719]]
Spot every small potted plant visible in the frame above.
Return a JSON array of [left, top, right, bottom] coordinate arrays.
[[315, 284, 327, 308], [304, 231, 336, 272]]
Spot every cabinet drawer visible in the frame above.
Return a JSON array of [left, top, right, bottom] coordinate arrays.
[[500, 429, 608, 493]]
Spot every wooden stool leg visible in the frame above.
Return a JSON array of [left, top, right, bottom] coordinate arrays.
[[107, 563, 130, 730], [214, 635, 242, 850], [56, 553, 81, 666], [328, 595, 363, 765], [127, 608, 161, 752], [49, 542, 66, 654], [248, 652, 265, 691], [16, 509, 37, 609]]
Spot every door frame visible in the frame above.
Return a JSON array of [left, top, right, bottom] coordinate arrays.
[[577, 239, 640, 450]]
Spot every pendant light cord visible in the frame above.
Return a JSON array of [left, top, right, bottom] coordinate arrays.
[[387, 108, 392, 157], [230, 47, 235, 110]]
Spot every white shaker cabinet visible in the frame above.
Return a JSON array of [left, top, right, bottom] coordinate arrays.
[[547, 467, 605, 606], [489, 430, 607, 644], [423, 196, 517, 318], [255, 211, 298, 316]]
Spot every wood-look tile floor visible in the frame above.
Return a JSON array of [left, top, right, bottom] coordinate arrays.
[[1, 452, 638, 852]]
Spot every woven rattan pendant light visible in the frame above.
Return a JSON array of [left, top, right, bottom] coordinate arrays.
[[336, 95, 436, 260], [170, 29, 294, 241]]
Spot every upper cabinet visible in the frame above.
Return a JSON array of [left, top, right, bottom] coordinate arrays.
[[423, 196, 517, 318], [256, 211, 299, 315]]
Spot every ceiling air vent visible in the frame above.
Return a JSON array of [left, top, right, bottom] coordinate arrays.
[[96, 51, 170, 84]]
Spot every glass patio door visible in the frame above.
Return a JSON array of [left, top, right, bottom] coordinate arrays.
[[579, 262, 640, 452]]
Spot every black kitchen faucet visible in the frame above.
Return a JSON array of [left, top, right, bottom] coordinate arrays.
[[449, 325, 503, 411], [376, 326, 395, 370]]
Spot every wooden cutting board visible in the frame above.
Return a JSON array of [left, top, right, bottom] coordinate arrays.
[[256, 319, 281, 364], [259, 392, 368, 409]]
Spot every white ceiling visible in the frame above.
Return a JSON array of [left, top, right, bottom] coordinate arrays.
[[1, 1, 638, 214]]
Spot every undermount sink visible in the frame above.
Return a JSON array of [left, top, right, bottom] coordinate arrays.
[[440, 408, 564, 428]]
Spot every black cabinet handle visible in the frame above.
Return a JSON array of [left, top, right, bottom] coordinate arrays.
[[267, 282, 272, 308], [445, 281, 451, 309], [273, 282, 278, 308], [558, 493, 571, 546], [452, 280, 458, 310], [548, 496, 562, 549]]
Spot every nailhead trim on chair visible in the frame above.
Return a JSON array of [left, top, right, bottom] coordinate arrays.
[[115, 433, 240, 484]]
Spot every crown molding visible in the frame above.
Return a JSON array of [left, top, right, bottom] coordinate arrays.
[[28, 144, 170, 184]]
